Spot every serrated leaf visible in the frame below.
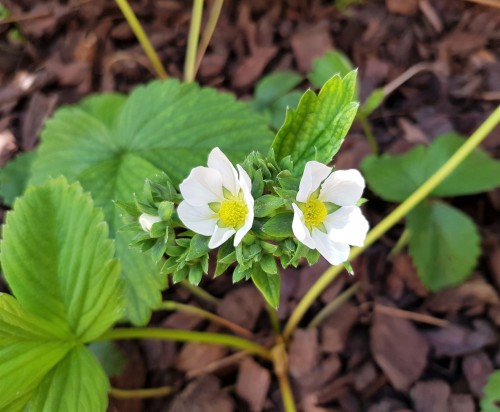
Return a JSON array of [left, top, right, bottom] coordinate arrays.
[[0, 151, 36, 206], [0, 294, 72, 410], [272, 71, 359, 173], [308, 50, 355, 90], [362, 133, 500, 202], [251, 265, 280, 308], [0, 177, 123, 340], [481, 370, 500, 412], [261, 213, 294, 238], [30, 346, 109, 412], [407, 201, 480, 292], [30, 80, 273, 325]]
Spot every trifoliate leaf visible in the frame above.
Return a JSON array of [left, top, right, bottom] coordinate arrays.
[[30, 80, 273, 325], [0, 151, 36, 206], [407, 201, 480, 291], [30, 346, 109, 412], [272, 71, 359, 173], [481, 370, 500, 412], [251, 265, 280, 308], [362, 133, 500, 202], [0, 177, 123, 340]]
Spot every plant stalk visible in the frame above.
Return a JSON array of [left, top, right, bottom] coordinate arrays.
[[184, 0, 204, 82], [180, 280, 220, 305], [109, 385, 173, 399], [283, 105, 500, 340], [99, 327, 271, 360], [114, 0, 168, 79], [194, 0, 224, 76], [157, 301, 253, 338]]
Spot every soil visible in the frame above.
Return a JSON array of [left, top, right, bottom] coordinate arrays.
[[1, 0, 500, 411]]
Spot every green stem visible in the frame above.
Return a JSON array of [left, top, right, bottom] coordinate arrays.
[[109, 385, 173, 399], [358, 115, 379, 154], [184, 0, 204, 82], [277, 372, 297, 412], [283, 105, 500, 341], [114, 0, 168, 79], [271, 340, 297, 412], [99, 328, 271, 360], [388, 227, 411, 260], [180, 280, 219, 305], [265, 303, 281, 334], [194, 0, 224, 77], [308, 283, 360, 329], [157, 301, 253, 338]]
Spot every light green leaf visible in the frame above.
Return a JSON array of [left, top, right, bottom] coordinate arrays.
[[272, 71, 359, 173], [251, 265, 280, 308], [0, 294, 72, 410], [0, 151, 36, 206], [407, 201, 480, 291], [0, 177, 123, 341], [269, 91, 303, 131], [31, 80, 273, 325], [308, 50, 355, 90], [481, 370, 500, 412], [254, 195, 286, 217], [362, 133, 500, 202], [30, 346, 109, 412], [359, 88, 385, 116]]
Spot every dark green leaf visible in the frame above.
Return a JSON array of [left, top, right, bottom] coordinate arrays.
[[88, 341, 125, 377], [272, 71, 359, 173], [251, 265, 280, 308], [407, 201, 480, 292], [261, 213, 294, 238], [186, 234, 210, 261], [188, 265, 204, 286], [253, 71, 302, 108], [0, 151, 36, 206]]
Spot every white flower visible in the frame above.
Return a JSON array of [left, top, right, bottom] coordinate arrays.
[[292, 161, 369, 265], [177, 148, 254, 249], [139, 213, 161, 232]]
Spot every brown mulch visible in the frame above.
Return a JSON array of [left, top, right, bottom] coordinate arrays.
[[1, 0, 500, 411]]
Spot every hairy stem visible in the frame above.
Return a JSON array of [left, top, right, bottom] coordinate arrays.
[[99, 328, 271, 360], [283, 105, 500, 340], [114, 0, 168, 79], [109, 386, 173, 399], [184, 0, 204, 82], [157, 301, 253, 338]]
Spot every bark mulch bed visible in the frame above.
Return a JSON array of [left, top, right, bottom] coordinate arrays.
[[1, 0, 500, 411]]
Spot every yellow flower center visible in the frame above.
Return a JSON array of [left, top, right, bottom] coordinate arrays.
[[219, 197, 248, 228], [304, 198, 327, 228]]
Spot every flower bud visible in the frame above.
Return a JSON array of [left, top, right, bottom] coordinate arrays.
[[139, 213, 161, 232]]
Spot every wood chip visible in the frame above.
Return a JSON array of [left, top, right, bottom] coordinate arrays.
[[289, 329, 319, 378], [385, 0, 418, 15], [175, 342, 227, 373], [462, 351, 493, 398], [290, 21, 334, 73], [410, 380, 450, 412], [235, 358, 271, 412], [217, 286, 263, 331]]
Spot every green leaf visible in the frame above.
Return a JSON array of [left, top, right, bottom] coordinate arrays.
[[30, 346, 109, 412], [30, 80, 273, 325], [268, 91, 303, 131], [407, 201, 480, 292], [251, 265, 280, 308], [0, 294, 72, 410], [362, 133, 500, 202], [481, 370, 500, 412], [308, 50, 355, 90], [359, 88, 384, 116], [253, 71, 303, 108], [89, 341, 125, 377], [260, 254, 278, 274], [261, 213, 294, 238], [272, 71, 359, 173], [0, 151, 36, 206], [0, 177, 123, 340], [186, 234, 210, 261], [254, 195, 286, 217]]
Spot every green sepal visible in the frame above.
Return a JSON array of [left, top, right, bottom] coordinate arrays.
[[173, 266, 189, 284], [114, 200, 141, 218]]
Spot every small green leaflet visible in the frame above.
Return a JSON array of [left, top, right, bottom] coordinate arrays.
[[362, 133, 500, 202], [481, 370, 500, 412], [0, 177, 124, 411], [30, 79, 273, 325], [407, 201, 480, 291], [251, 265, 280, 308], [272, 71, 359, 174], [308, 50, 355, 90]]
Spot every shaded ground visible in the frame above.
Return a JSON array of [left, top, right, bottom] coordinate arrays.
[[1, 0, 500, 411]]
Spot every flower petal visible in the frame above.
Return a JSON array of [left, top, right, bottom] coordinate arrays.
[[207, 147, 240, 195], [319, 169, 365, 206], [177, 201, 218, 236], [138, 213, 161, 232], [209, 225, 236, 249], [311, 229, 350, 265], [179, 166, 224, 206], [234, 165, 255, 246], [324, 206, 369, 246], [292, 203, 316, 249], [297, 161, 332, 202]]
